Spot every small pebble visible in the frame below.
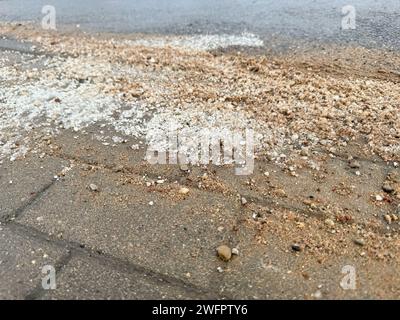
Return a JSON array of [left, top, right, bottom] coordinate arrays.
[[89, 183, 98, 192], [353, 239, 365, 246], [232, 248, 239, 256], [375, 195, 383, 201], [275, 189, 287, 197], [291, 243, 303, 252], [300, 148, 309, 156], [113, 165, 124, 173], [216, 245, 232, 261], [313, 290, 322, 299], [297, 222, 305, 229], [179, 187, 190, 195], [241, 196, 248, 205], [349, 160, 360, 169], [384, 214, 392, 224], [382, 183, 394, 193], [324, 218, 335, 227]]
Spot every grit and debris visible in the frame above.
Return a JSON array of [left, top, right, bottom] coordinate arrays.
[[1, 23, 400, 167], [2, 22, 400, 298]]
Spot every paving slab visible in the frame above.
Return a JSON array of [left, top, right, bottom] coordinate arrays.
[[0, 38, 36, 54], [0, 225, 68, 299], [1, 28, 399, 299], [50, 129, 399, 232], [220, 208, 400, 299], [17, 166, 243, 295], [41, 253, 208, 300], [12, 131, 398, 299], [50, 127, 185, 181], [216, 154, 398, 229], [17, 161, 400, 299], [50, 127, 146, 168], [0, 155, 69, 221]]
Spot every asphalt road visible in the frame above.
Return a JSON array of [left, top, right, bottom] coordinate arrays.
[[1, 0, 400, 50]]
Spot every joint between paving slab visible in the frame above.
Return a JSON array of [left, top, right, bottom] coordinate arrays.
[[24, 250, 73, 300], [0, 45, 49, 57], [0, 36, 66, 58], [52, 151, 185, 188], [1, 179, 57, 225], [10, 222, 229, 299], [240, 192, 399, 235], [41, 151, 398, 235]]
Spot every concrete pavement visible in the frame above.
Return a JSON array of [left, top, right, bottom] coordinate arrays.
[[1, 23, 400, 300], [1, 126, 400, 299]]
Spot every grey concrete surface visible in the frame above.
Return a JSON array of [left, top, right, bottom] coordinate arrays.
[[0, 125, 398, 299], [1, 7, 400, 300], [17, 164, 242, 295], [52, 129, 398, 231], [0, 156, 68, 221], [41, 254, 208, 300], [9, 130, 400, 299], [0, 225, 67, 299], [1, 0, 400, 50]]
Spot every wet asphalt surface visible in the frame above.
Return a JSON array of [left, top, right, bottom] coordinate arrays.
[[0, 0, 400, 51]]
